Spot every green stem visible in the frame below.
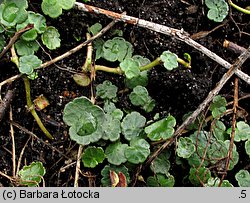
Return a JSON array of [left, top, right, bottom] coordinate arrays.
[[95, 65, 123, 74], [177, 58, 191, 68], [139, 57, 162, 71], [22, 76, 53, 139], [82, 33, 93, 72], [228, 0, 250, 14]]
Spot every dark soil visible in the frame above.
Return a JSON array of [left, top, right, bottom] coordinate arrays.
[[0, 0, 250, 186]]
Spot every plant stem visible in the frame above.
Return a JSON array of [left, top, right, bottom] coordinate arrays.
[[82, 33, 93, 72], [139, 57, 161, 71], [177, 57, 191, 68], [95, 65, 122, 74], [22, 76, 53, 139], [228, 0, 250, 14]]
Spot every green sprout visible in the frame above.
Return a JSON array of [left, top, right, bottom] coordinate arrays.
[[205, 0, 229, 22]]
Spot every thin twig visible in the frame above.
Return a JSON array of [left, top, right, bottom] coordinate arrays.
[[144, 45, 250, 169], [15, 136, 31, 177], [9, 107, 16, 178], [0, 74, 21, 89], [11, 121, 70, 160], [0, 88, 15, 123], [219, 77, 238, 186], [75, 2, 250, 85], [0, 24, 34, 58], [74, 145, 83, 187]]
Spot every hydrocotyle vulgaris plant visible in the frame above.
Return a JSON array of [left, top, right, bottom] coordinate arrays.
[[63, 91, 250, 186]]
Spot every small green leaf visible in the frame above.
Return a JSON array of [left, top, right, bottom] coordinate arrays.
[[93, 38, 105, 60], [120, 58, 140, 79], [96, 80, 118, 100], [19, 55, 42, 77], [125, 70, 148, 89], [189, 167, 211, 186], [210, 95, 227, 118], [21, 28, 37, 41], [160, 51, 178, 70], [102, 114, 121, 142], [207, 140, 227, 164], [245, 140, 250, 158], [73, 73, 91, 87], [63, 96, 105, 145], [88, 23, 102, 36], [177, 137, 195, 159], [0, 0, 28, 27], [150, 152, 170, 175], [227, 121, 250, 142], [205, 177, 233, 187], [105, 142, 128, 165], [18, 161, 46, 187], [212, 120, 226, 141], [41, 0, 75, 18], [129, 86, 155, 112], [41, 26, 61, 50], [121, 112, 146, 141], [16, 11, 46, 34], [205, 0, 229, 22], [147, 173, 175, 187], [125, 138, 150, 164], [81, 146, 105, 168], [101, 165, 130, 187], [15, 39, 39, 56], [102, 37, 133, 62], [235, 170, 250, 187], [224, 140, 239, 170], [145, 115, 176, 141]]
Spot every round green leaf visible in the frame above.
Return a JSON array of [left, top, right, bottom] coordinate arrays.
[[81, 146, 105, 168], [147, 173, 175, 187], [96, 80, 118, 100], [177, 137, 195, 159], [41, 26, 61, 50], [150, 153, 170, 175], [120, 58, 140, 79], [21, 28, 37, 41], [59, 0, 75, 10], [212, 120, 226, 141], [235, 170, 250, 187], [125, 138, 150, 164], [125, 70, 148, 89], [121, 112, 146, 141], [0, 0, 28, 27], [41, 0, 62, 18], [105, 142, 128, 165], [19, 55, 42, 75], [224, 140, 239, 170], [145, 115, 176, 141], [129, 86, 150, 106], [18, 161, 46, 187], [227, 121, 250, 142], [73, 73, 91, 87], [189, 167, 211, 186], [210, 95, 227, 118], [102, 37, 133, 62], [102, 114, 121, 142], [207, 140, 227, 164], [15, 39, 39, 56], [160, 51, 178, 70], [88, 23, 102, 36], [63, 96, 105, 145], [101, 165, 130, 187], [205, 0, 229, 22], [132, 55, 151, 66]]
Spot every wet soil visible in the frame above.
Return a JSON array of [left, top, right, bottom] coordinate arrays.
[[0, 0, 250, 186]]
